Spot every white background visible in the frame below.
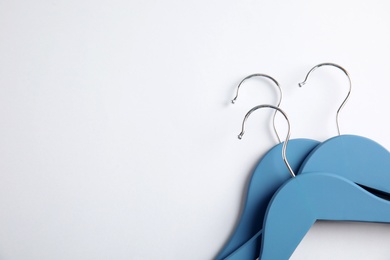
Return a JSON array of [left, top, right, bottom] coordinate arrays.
[[1, 0, 390, 259]]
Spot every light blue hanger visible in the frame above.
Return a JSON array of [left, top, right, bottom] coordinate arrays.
[[259, 119, 390, 260], [219, 64, 355, 259], [219, 63, 353, 259], [216, 75, 320, 260], [260, 173, 390, 259], [297, 63, 390, 193]]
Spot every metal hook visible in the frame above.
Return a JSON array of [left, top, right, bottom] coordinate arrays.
[[298, 63, 352, 135], [238, 104, 295, 177], [232, 74, 283, 143]]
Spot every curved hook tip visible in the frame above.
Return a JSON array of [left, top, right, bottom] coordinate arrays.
[[231, 99, 236, 104], [238, 132, 244, 139], [298, 82, 306, 87]]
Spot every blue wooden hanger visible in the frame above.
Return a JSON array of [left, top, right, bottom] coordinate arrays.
[[260, 172, 390, 259], [216, 75, 320, 260], [259, 125, 390, 259], [218, 63, 352, 259]]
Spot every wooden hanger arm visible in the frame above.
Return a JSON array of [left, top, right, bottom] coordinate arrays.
[[260, 172, 390, 260]]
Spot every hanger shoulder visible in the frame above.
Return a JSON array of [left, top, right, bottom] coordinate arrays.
[[260, 172, 390, 260], [298, 135, 390, 193]]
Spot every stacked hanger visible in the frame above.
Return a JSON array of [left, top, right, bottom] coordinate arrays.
[[216, 63, 390, 260]]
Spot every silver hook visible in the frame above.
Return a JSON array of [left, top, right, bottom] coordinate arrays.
[[232, 74, 283, 143], [298, 63, 352, 135], [238, 104, 295, 178]]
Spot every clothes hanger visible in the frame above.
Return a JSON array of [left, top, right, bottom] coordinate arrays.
[[297, 63, 390, 194], [216, 74, 284, 259], [220, 64, 360, 259], [258, 64, 390, 259], [221, 63, 384, 259], [216, 76, 320, 260], [223, 63, 390, 259], [226, 102, 390, 260], [219, 65, 355, 258], [257, 106, 390, 259], [260, 172, 390, 259], [260, 145, 390, 259]]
